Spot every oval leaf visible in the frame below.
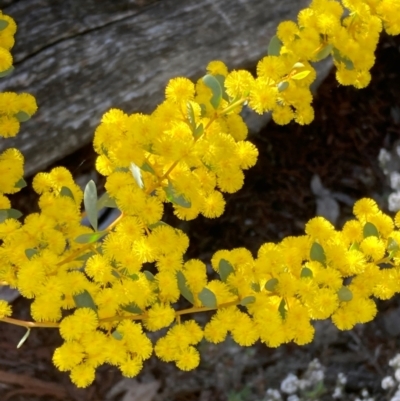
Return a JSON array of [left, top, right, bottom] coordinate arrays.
[[143, 270, 155, 282], [60, 186, 75, 200], [292, 62, 305, 69], [15, 111, 31, 122], [337, 286, 353, 302], [17, 328, 30, 349], [219, 259, 234, 282], [291, 70, 310, 80], [278, 81, 289, 92], [14, 178, 27, 189], [300, 267, 313, 278], [164, 181, 191, 208], [202, 74, 222, 109], [251, 282, 261, 292], [25, 249, 38, 260], [314, 44, 333, 61], [177, 271, 194, 304], [388, 237, 399, 252], [74, 231, 107, 244], [194, 123, 204, 140], [268, 35, 282, 56], [84, 180, 98, 231], [0, 65, 14, 78], [7, 209, 22, 220], [112, 330, 123, 341], [73, 290, 97, 312], [278, 298, 287, 319], [198, 287, 217, 308], [96, 192, 118, 210], [240, 296, 256, 306], [363, 222, 379, 238], [121, 303, 142, 314], [0, 210, 7, 223], [187, 101, 196, 130], [265, 277, 278, 291], [0, 20, 9, 31], [310, 242, 326, 264], [130, 162, 144, 189]]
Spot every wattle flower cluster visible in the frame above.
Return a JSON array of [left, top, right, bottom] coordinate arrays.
[[0, 0, 399, 389]]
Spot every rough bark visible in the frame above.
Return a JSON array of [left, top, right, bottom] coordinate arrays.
[[0, 0, 314, 176]]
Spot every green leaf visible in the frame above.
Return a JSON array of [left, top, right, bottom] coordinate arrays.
[[310, 242, 326, 264], [7, 209, 22, 219], [219, 259, 234, 282], [268, 35, 282, 56], [84, 180, 98, 231], [17, 328, 30, 349], [74, 231, 108, 244], [388, 238, 399, 252], [332, 47, 354, 70], [73, 290, 97, 312], [314, 44, 333, 61], [25, 249, 38, 260], [14, 178, 27, 189], [177, 271, 194, 304], [0, 20, 9, 31], [277, 81, 289, 92], [187, 101, 196, 130], [198, 287, 217, 308], [292, 62, 305, 69], [0, 65, 14, 78], [278, 298, 287, 319], [112, 330, 123, 341], [130, 162, 144, 189], [291, 70, 310, 80], [194, 123, 204, 140], [121, 303, 142, 314], [202, 74, 222, 109], [143, 270, 155, 282], [15, 111, 31, 123], [363, 222, 379, 238], [215, 74, 229, 101], [349, 242, 359, 251], [265, 278, 278, 292], [141, 161, 155, 174], [60, 186, 75, 200], [164, 181, 191, 208], [0, 210, 7, 223], [148, 221, 171, 230], [75, 251, 95, 262], [300, 267, 313, 278], [337, 286, 353, 302], [251, 282, 260, 292], [96, 192, 118, 210], [240, 296, 256, 306]]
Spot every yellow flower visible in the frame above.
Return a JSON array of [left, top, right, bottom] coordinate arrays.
[[224, 70, 254, 99], [248, 79, 278, 114], [257, 56, 286, 82], [0, 115, 19, 138], [53, 341, 85, 372], [143, 303, 175, 331], [201, 190, 225, 218], [206, 60, 228, 76], [165, 77, 195, 103], [277, 20, 299, 43], [175, 346, 200, 371], [70, 362, 96, 388], [0, 300, 12, 318], [271, 105, 294, 125], [0, 47, 12, 72]]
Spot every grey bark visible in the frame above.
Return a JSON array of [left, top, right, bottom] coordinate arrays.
[[0, 0, 319, 177]]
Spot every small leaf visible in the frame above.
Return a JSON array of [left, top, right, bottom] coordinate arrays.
[[193, 123, 204, 140], [291, 70, 310, 80], [84, 180, 98, 231], [388, 238, 399, 252], [219, 259, 234, 282], [0, 20, 9, 31], [198, 287, 218, 308], [337, 286, 353, 302], [164, 181, 191, 208], [278, 298, 287, 319], [143, 270, 155, 282], [0, 65, 14, 78], [349, 242, 359, 251], [112, 330, 123, 341], [15, 111, 31, 122], [251, 282, 260, 292], [332, 47, 354, 70], [14, 178, 27, 189], [215, 74, 229, 101], [310, 242, 326, 264], [74, 231, 108, 244], [75, 251, 95, 261], [177, 271, 194, 304], [277, 81, 289, 92], [292, 62, 305, 69], [60, 186, 75, 200], [96, 192, 118, 210], [0, 210, 7, 223], [240, 296, 256, 306], [363, 222, 379, 238], [148, 221, 171, 229], [187, 102, 196, 130], [265, 278, 279, 291], [25, 249, 38, 260], [141, 161, 155, 174], [268, 35, 282, 56], [300, 267, 313, 278], [73, 290, 97, 312], [314, 44, 333, 61], [202, 74, 222, 109], [121, 303, 142, 314], [17, 328, 30, 349], [130, 162, 144, 189], [7, 209, 22, 219]]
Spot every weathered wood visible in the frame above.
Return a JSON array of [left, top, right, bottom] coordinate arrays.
[[0, 0, 312, 176]]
